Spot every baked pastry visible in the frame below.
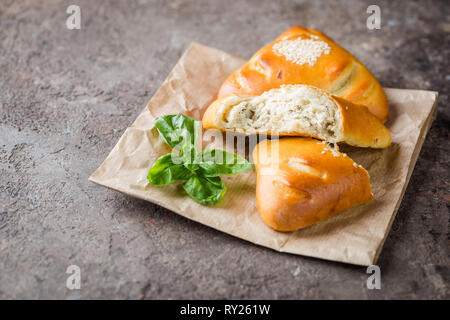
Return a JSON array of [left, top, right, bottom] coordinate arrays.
[[253, 138, 374, 232], [218, 26, 389, 122], [203, 84, 391, 148]]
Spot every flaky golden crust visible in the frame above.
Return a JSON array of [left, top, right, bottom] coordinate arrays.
[[202, 94, 250, 131], [202, 85, 391, 148], [218, 26, 389, 122], [253, 138, 374, 232], [334, 96, 391, 148]]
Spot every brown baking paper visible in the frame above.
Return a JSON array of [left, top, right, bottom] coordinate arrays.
[[89, 43, 438, 266]]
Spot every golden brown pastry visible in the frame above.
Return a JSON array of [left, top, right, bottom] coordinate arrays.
[[203, 84, 391, 148], [253, 138, 373, 232], [218, 26, 389, 122]]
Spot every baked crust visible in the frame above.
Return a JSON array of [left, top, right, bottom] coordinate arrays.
[[253, 138, 374, 232], [218, 26, 389, 122]]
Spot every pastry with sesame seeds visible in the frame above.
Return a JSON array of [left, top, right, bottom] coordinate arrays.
[[218, 26, 389, 122]]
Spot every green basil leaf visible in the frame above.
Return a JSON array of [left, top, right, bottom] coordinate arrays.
[[147, 154, 192, 186], [182, 175, 226, 205], [197, 149, 254, 177], [183, 162, 199, 173], [180, 142, 199, 173], [180, 141, 197, 164], [155, 115, 200, 151]]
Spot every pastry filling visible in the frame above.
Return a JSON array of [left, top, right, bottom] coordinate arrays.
[[219, 85, 343, 142]]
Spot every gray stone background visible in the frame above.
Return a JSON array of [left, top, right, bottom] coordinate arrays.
[[0, 0, 448, 299]]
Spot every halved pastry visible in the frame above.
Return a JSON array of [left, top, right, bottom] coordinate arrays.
[[253, 138, 374, 232], [203, 84, 391, 148]]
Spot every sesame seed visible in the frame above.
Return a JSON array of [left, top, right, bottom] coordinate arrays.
[[273, 37, 331, 67]]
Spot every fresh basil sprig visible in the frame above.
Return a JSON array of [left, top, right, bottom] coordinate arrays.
[[147, 114, 253, 205]]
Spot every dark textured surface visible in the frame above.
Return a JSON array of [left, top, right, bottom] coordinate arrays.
[[0, 0, 449, 299]]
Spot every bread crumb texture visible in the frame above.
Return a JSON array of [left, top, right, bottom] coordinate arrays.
[[272, 36, 331, 66], [219, 85, 343, 142]]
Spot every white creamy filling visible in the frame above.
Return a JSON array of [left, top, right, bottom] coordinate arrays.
[[220, 85, 342, 142]]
